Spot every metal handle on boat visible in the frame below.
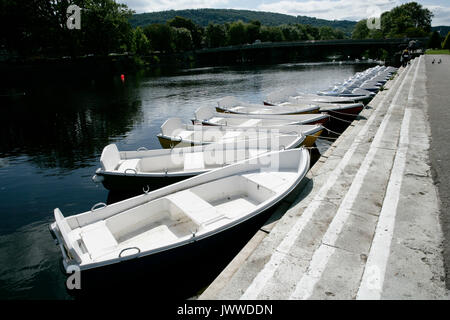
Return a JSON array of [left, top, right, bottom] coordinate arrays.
[[125, 168, 137, 174], [119, 247, 141, 258], [143, 185, 150, 194], [137, 147, 148, 151], [91, 202, 107, 212]]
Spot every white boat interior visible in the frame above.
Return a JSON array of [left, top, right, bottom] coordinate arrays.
[[217, 96, 319, 115], [265, 87, 361, 105], [51, 149, 310, 271], [97, 135, 301, 177], [157, 118, 307, 146], [193, 106, 328, 127], [318, 66, 397, 97]]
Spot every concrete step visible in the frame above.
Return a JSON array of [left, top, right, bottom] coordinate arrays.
[[199, 56, 449, 300]]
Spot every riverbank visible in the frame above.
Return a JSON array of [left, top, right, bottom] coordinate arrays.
[[199, 55, 450, 300]]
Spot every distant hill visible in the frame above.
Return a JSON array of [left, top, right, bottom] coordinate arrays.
[[130, 8, 357, 35], [432, 26, 450, 36]]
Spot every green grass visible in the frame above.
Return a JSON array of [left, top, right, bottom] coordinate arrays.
[[425, 49, 450, 55]]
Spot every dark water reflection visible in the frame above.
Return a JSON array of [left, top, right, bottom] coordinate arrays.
[[0, 61, 375, 299]]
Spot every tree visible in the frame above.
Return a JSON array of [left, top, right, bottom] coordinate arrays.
[[168, 16, 203, 49], [381, 2, 432, 38], [334, 29, 345, 40], [443, 32, 450, 50], [205, 23, 227, 48], [228, 21, 247, 45], [132, 27, 151, 55], [172, 27, 193, 52], [0, 0, 135, 56], [304, 25, 320, 40], [319, 26, 336, 40], [143, 24, 174, 53], [295, 25, 310, 40], [352, 20, 370, 39], [82, 0, 135, 54], [246, 21, 262, 43], [265, 26, 284, 42], [428, 31, 442, 49], [280, 25, 300, 41]]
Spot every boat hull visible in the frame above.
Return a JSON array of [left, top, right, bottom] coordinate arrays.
[[303, 129, 323, 147], [157, 135, 190, 149], [216, 107, 319, 115], [321, 105, 365, 132], [193, 116, 329, 126], [157, 131, 317, 149], [98, 173, 192, 192], [321, 104, 364, 118]]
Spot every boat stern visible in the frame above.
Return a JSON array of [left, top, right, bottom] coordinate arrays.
[[49, 217, 78, 275], [302, 126, 324, 147]]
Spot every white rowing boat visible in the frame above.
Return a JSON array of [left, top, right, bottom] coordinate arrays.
[[192, 106, 329, 126], [157, 118, 322, 148], [92, 134, 303, 191], [264, 88, 368, 105], [50, 149, 310, 276], [216, 96, 319, 115]]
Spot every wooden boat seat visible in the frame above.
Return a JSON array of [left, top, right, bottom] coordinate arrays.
[[242, 171, 295, 193], [120, 225, 178, 252], [167, 190, 225, 227], [80, 220, 118, 260], [176, 130, 193, 140], [209, 117, 223, 123], [183, 152, 205, 171], [240, 119, 261, 127], [230, 106, 244, 112], [222, 131, 243, 140], [116, 159, 141, 173], [139, 155, 183, 172]]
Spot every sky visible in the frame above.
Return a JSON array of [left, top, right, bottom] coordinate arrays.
[[118, 0, 450, 26]]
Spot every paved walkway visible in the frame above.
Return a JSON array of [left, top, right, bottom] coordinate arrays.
[[199, 56, 450, 300], [426, 54, 450, 288]]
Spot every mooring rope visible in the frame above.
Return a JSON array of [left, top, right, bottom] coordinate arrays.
[[314, 136, 339, 141], [322, 126, 343, 136], [327, 114, 356, 124], [329, 109, 363, 116]]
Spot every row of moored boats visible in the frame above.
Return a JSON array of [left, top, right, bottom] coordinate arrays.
[[49, 65, 397, 279]]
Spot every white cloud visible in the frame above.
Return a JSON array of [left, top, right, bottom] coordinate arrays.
[[425, 5, 450, 26], [257, 0, 400, 21]]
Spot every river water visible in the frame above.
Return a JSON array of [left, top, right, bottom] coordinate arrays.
[[0, 61, 375, 299]]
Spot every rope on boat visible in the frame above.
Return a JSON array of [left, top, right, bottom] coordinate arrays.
[[322, 126, 343, 136], [314, 136, 339, 141], [327, 114, 355, 124]]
